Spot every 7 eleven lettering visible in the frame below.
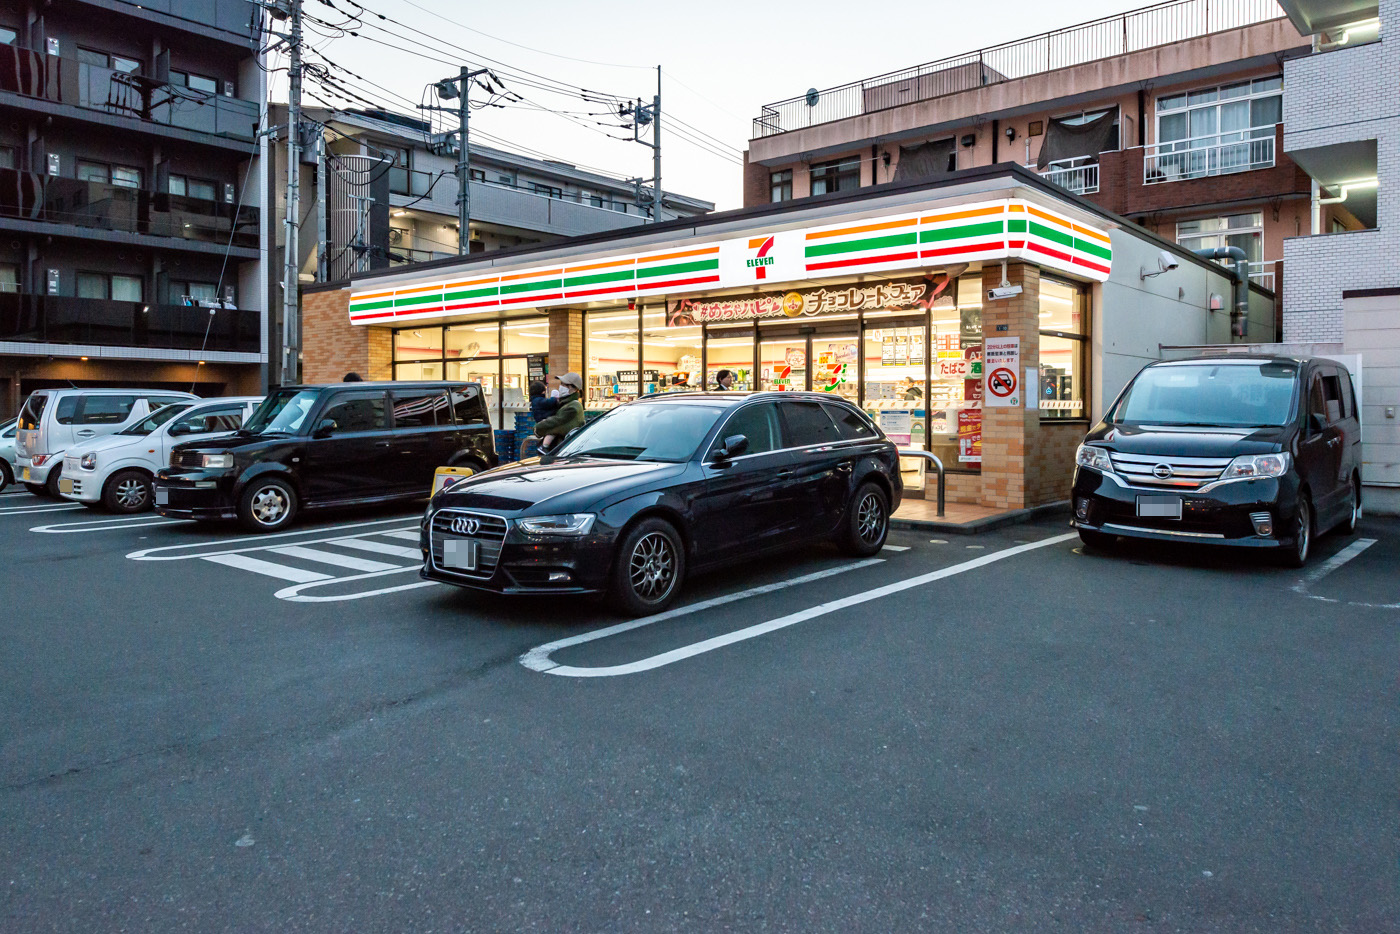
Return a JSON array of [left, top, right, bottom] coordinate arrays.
[[747, 236, 775, 279]]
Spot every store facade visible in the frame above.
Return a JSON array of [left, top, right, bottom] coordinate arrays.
[[303, 167, 1269, 510]]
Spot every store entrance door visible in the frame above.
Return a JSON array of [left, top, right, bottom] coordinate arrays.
[[758, 325, 858, 401]]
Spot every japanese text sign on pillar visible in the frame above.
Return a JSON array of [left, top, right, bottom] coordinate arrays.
[[983, 337, 1021, 407]]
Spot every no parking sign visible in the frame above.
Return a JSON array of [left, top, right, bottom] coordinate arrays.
[[984, 337, 1020, 407]]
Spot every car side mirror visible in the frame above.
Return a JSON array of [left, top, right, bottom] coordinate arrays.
[[714, 434, 749, 461], [312, 418, 336, 439], [168, 424, 189, 437], [1309, 412, 1328, 433]]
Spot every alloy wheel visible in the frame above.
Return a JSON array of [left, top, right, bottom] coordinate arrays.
[[856, 491, 885, 545], [629, 531, 677, 602], [251, 486, 289, 525], [1295, 498, 1311, 564], [114, 477, 148, 510]]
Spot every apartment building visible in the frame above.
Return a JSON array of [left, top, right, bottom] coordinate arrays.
[[744, 0, 1324, 310], [0, 0, 268, 416], [266, 106, 712, 383], [1278, 0, 1398, 510]]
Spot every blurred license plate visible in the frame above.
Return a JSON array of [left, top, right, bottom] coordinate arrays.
[[443, 538, 479, 571], [58, 477, 73, 495], [155, 489, 169, 506], [1137, 495, 1182, 519], [22, 467, 30, 481]]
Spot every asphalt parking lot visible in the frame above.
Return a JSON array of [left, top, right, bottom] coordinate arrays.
[[2, 485, 1396, 932]]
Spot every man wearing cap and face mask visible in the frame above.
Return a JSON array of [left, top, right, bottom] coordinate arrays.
[[534, 371, 587, 450]]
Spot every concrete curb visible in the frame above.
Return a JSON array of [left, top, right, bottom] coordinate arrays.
[[891, 500, 1072, 535]]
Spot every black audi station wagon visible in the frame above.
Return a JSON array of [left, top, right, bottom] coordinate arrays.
[[155, 381, 497, 531], [1071, 355, 1362, 566], [420, 392, 903, 615]]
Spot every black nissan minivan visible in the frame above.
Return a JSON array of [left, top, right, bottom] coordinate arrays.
[[156, 381, 497, 531], [1071, 355, 1361, 566]]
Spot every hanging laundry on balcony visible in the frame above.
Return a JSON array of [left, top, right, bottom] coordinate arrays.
[[892, 138, 957, 183], [1036, 112, 1116, 169]]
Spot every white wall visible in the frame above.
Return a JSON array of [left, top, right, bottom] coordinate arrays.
[[1093, 230, 1263, 419]]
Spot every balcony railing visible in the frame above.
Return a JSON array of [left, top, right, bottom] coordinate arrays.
[[753, 0, 1285, 137], [390, 166, 649, 216], [0, 168, 258, 248], [0, 293, 261, 353], [1040, 160, 1100, 194], [1248, 260, 1277, 289], [1144, 129, 1276, 183], [0, 44, 259, 143]]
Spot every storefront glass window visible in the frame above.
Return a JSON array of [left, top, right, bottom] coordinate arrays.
[[704, 327, 755, 391], [445, 322, 499, 372], [862, 317, 925, 449], [501, 317, 549, 355], [759, 336, 806, 391], [811, 334, 860, 404], [646, 306, 702, 392], [585, 309, 641, 410], [394, 327, 443, 361], [1039, 277, 1089, 420]]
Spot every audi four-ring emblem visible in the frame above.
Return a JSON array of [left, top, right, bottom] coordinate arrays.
[[450, 516, 480, 535]]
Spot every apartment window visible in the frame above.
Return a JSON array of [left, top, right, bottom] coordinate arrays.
[[174, 281, 220, 303], [531, 183, 562, 199], [0, 263, 18, 293], [170, 71, 217, 94], [1177, 212, 1264, 264], [809, 157, 859, 196], [469, 168, 486, 182], [169, 174, 217, 200], [770, 169, 792, 203], [77, 272, 143, 302], [387, 147, 411, 194], [77, 161, 143, 188], [1151, 77, 1281, 180], [0, 145, 14, 170]]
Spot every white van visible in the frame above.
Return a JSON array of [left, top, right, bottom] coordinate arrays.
[[59, 396, 262, 512], [14, 388, 196, 496]]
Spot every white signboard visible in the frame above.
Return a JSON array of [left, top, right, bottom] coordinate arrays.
[[983, 337, 1021, 407]]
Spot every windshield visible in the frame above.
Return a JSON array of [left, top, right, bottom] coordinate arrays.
[[17, 393, 47, 431], [242, 390, 321, 435], [554, 403, 724, 462], [118, 402, 193, 435], [1114, 362, 1299, 428]]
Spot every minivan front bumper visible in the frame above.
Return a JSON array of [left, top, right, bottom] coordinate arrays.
[[153, 468, 239, 520], [1071, 467, 1303, 548]]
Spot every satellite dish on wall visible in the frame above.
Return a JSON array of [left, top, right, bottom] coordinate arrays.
[[805, 88, 820, 107]]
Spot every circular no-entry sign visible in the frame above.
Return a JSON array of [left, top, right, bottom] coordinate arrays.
[[988, 367, 1017, 398]]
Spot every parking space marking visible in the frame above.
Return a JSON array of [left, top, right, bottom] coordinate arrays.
[[519, 558, 886, 674], [0, 501, 83, 516], [524, 533, 1075, 678], [1291, 538, 1377, 601], [382, 530, 421, 542], [267, 544, 404, 573], [274, 569, 436, 603], [883, 545, 910, 552], [126, 517, 417, 562], [31, 514, 191, 534], [331, 537, 422, 560], [202, 553, 335, 583]]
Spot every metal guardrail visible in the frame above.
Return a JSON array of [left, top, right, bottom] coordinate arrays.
[[752, 0, 1285, 138], [1144, 131, 1276, 183], [1041, 161, 1100, 194], [898, 449, 946, 518]]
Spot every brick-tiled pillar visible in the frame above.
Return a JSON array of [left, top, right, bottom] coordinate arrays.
[[302, 286, 374, 384], [549, 308, 583, 377], [978, 263, 1040, 511]]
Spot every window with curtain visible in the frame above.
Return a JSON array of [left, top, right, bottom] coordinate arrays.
[[770, 169, 792, 203], [1153, 77, 1281, 179], [810, 157, 860, 196]]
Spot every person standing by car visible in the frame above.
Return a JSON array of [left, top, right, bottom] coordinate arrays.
[[534, 372, 586, 449], [528, 380, 559, 423], [714, 369, 736, 391]]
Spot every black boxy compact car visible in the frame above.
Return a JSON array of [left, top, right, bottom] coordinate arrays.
[[155, 382, 497, 531], [420, 392, 903, 615], [1071, 355, 1362, 566]]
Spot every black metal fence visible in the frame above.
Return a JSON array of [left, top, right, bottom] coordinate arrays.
[[0, 293, 261, 353]]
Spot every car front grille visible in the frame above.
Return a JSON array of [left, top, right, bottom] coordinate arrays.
[[176, 450, 205, 469], [430, 508, 508, 580], [1108, 453, 1231, 490]]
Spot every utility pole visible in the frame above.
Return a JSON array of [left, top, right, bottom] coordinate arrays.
[[622, 68, 663, 223], [315, 127, 327, 281], [422, 67, 491, 254], [280, 0, 303, 384]]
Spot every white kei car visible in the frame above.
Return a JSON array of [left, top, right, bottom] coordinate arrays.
[[0, 418, 17, 491], [60, 396, 262, 513]]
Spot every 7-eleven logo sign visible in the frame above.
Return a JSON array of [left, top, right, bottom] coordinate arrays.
[[746, 235, 775, 280]]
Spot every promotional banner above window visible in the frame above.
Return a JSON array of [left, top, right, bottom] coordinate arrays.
[[347, 198, 1113, 326]]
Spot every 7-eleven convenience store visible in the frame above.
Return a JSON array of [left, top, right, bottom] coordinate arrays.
[[302, 165, 1274, 512]]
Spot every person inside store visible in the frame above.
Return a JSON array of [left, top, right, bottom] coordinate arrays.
[[714, 369, 736, 391], [535, 372, 586, 451], [898, 377, 923, 401]]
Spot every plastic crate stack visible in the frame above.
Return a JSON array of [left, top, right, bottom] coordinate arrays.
[[494, 429, 518, 464], [514, 413, 539, 461]]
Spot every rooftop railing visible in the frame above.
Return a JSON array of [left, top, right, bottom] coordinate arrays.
[[752, 0, 1286, 138]]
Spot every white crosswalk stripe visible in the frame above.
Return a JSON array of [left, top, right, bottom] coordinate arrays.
[[382, 529, 421, 542], [267, 544, 403, 573], [203, 553, 334, 583], [332, 538, 423, 560]]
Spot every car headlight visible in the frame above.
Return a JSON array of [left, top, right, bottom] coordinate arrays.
[[79, 453, 97, 470], [1075, 444, 1113, 472], [515, 514, 596, 536], [1221, 452, 1289, 480], [201, 454, 234, 469]]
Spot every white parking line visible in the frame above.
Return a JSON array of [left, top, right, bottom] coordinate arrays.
[[274, 568, 435, 602], [331, 537, 422, 560], [519, 558, 886, 674], [0, 502, 83, 516], [1291, 538, 1378, 602], [202, 553, 334, 583], [267, 544, 404, 573], [31, 514, 191, 534], [126, 517, 417, 561], [382, 530, 421, 542], [524, 533, 1075, 678]]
